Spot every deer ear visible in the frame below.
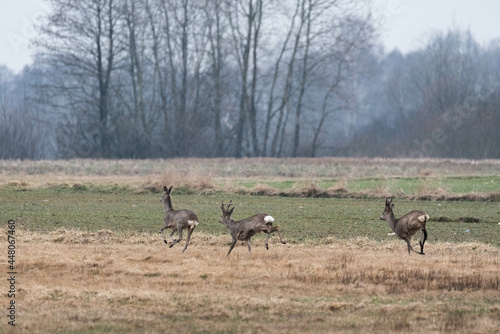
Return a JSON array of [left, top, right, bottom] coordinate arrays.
[[163, 186, 168, 192], [228, 207, 234, 215], [391, 203, 394, 210], [168, 186, 173, 193]]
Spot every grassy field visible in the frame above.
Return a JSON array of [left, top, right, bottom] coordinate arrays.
[[3, 190, 500, 245], [1, 158, 500, 333]]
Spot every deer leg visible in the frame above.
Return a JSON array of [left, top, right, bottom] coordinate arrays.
[[247, 239, 252, 253], [227, 239, 237, 256], [270, 226, 287, 244], [160, 226, 169, 245], [419, 228, 428, 255], [182, 226, 195, 253], [168, 229, 175, 245], [161, 226, 174, 245], [404, 237, 414, 255], [170, 229, 183, 248], [265, 232, 270, 250], [405, 237, 422, 255]]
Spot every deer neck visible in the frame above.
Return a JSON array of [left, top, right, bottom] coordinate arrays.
[[164, 197, 174, 212], [225, 218, 237, 229], [386, 211, 397, 232]]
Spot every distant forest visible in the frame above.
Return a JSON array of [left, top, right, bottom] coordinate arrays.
[[1, 0, 499, 160]]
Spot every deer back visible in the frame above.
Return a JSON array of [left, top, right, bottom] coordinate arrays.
[[161, 186, 199, 228], [233, 214, 270, 239], [165, 209, 199, 226], [395, 210, 428, 237]]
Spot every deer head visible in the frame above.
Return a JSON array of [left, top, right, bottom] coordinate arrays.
[[219, 200, 235, 225], [380, 196, 394, 220], [160, 185, 173, 203]]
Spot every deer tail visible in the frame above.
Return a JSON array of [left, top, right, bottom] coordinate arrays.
[[187, 220, 199, 227], [264, 215, 274, 223], [418, 214, 430, 223]]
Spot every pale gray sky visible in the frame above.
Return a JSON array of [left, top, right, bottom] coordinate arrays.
[[373, 0, 500, 53], [1, 0, 500, 73], [0, 0, 47, 73]]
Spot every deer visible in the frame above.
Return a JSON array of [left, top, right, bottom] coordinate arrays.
[[160, 186, 199, 253], [380, 197, 429, 255], [219, 200, 286, 256]]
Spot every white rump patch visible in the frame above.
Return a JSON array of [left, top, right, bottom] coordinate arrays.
[[418, 215, 429, 223], [264, 215, 275, 223], [188, 220, 199, 226]]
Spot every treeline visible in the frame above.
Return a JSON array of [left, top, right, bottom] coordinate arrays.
[[346, 30, 500, 159], [1, 0, 499, 159]]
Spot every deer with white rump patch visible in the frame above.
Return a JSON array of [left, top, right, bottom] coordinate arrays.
[[160, 186, 199, 253], [380, 197, 429, 255], [219, 200, 286, 256]]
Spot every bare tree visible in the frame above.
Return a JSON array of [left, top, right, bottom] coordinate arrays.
[[270, 0, 304, 157], [145, 0, 172, 155], [263, 0, 375, 157], [30, 0, 378, 159], [309, 16, 375, 157], [35, 0, 122, 158], [156, 0, 212, 156], [160, 0, 190, 155], [226, 0, 263, 157], [0, 101, 46, 159], [290, 0, 375, 156], [291, 0, 312, 157], [248, 0, 263, 156], [205, 0, 226, 156], [261, 1, 300, 156]]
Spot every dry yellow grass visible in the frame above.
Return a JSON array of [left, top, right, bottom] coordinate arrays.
[[2, 157, 500, 188], [2, 229, 499, 333], [3, 158, 500, 202]]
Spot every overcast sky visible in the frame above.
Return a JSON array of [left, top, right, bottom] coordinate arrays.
[[1, 0, 500, 74]]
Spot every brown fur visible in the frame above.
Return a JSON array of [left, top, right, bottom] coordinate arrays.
[[219, 200, 286, 256], [380, 197, 429, 255], [160, 186, 199, 253]]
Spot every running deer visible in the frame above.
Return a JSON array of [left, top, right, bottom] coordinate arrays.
[[219, 200, 286, 256], [380, 197, 429, 255], [160, 186, 199, 253]]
